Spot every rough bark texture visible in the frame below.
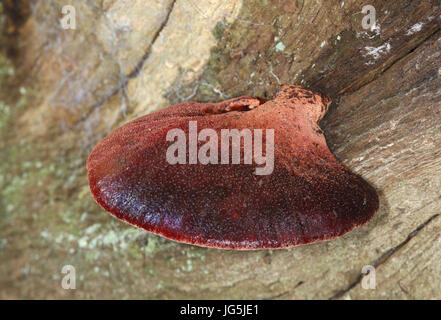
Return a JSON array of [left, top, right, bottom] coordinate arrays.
[[0, 0, 440, 299]]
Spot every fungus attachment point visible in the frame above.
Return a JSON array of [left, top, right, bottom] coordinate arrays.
[[204, 96, 265, 114], [225, 97, 265, 112], [87, 85, 379, 249]]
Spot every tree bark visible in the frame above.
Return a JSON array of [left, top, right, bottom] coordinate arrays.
[[0, 0, 440, 299]]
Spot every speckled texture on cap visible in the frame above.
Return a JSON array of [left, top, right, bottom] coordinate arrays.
[[87, 85, 379, 249]]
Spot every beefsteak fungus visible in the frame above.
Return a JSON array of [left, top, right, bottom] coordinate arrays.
[[87, 85, 379, 249]]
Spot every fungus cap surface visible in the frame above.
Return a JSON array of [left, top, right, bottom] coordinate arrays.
[[87, 85, 379, 249]]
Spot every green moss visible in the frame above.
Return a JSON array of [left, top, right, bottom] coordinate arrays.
[[212, 21, 226, 40], [0, 56, 14, 83], [0, 101, 10, 133]]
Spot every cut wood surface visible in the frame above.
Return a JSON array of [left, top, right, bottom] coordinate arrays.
[[0, 0, 440, 299]]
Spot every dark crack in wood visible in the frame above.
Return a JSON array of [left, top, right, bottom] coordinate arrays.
[[263, 280, 305, 300], [76, 0, 177, 126], [338, 26, 441, 95], [328, 213, 440, 300]]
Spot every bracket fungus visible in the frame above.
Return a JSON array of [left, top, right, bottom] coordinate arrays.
[[87, 85, 379, 249]]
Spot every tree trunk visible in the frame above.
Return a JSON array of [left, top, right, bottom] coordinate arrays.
[[0, 0, 440, 299]]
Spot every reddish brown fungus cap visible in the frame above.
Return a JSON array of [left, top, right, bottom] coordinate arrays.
[[87, 85, 379, 249]]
